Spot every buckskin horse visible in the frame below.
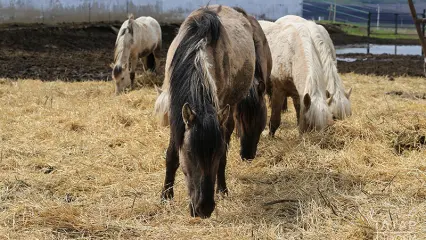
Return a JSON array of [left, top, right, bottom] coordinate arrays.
[[156, 5, 268, 218]]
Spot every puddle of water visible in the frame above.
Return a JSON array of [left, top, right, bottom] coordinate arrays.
[[336, 57, 358, 62], [335, 44, 422, 55]]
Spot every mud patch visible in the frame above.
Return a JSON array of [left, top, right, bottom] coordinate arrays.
[[337, 54, 425, 77], [0, 22, 179, 81]]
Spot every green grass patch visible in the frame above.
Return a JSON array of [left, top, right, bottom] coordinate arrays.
[[318, 20, 419, 40]]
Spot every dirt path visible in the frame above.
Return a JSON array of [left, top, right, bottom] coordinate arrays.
[[0, 22, 423, 81]]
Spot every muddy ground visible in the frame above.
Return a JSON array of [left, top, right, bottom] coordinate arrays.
[[0, 21, 424, 81]]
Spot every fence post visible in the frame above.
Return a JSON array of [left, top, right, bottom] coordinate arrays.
[[394, 13, 398, 35], [367, 12, 371, 39], [423, 9, 426, 37]]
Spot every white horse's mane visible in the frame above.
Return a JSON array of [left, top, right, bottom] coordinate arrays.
[[288, 22, 332, 130], [305, 21, 352, 119]]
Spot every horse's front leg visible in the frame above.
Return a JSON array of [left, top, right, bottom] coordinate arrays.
[[292, 94, 301, 125], [130, 55, 138, 89], [217, 108, 235, 195], [269, 88, 285, 137], [161, 137, 179, 201]]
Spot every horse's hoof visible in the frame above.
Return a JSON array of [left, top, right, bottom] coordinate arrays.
[[216, 187, 228, 196], [241, 157, 254, 162], [161, 189, 174, 202]]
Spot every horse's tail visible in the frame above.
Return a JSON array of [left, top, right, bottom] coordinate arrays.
[[153, 85, 170, 127]]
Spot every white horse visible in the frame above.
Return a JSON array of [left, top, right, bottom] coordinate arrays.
[[112, 15, 162, 94], [262, 21, 333, 134], [275, 15, 352, 120]]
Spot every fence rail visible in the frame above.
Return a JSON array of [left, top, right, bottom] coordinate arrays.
[[303, 1, 425, 41]]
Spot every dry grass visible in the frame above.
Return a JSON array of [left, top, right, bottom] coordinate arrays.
[[0, 73, 425, 239]]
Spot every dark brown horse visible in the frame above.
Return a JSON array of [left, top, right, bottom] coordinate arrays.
[[158, 5, 268, 218]]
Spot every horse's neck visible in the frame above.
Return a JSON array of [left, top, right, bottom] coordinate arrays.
[[292, 28, 325, 98]]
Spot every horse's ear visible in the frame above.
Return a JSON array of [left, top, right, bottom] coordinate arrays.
[[303, 93, 311, 110], [154, 84, 163, 96], [257, 80, 265, 95], [325, 90, 331, 99], [345, 87, 352, 99], [182, 103, 196, 127], [110, 25, 120, 34], [127, 19, 134, 35], [218, 104, 230, 127]]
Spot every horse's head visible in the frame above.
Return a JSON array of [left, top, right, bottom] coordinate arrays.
[[326, 88, 352, 120], [299, 93, 334, 132], [236, 80, 267, 160], [179, 103, 230, 218], [113, 17, 135, 94], [112, 64, 131, 95]]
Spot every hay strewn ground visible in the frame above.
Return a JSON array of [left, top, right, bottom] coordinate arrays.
[[0, 74, 425, 239]]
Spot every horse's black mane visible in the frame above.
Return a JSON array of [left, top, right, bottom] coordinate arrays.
[[169, 7, 224, 165]]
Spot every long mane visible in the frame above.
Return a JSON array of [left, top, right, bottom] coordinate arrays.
[[290, 23, 332, 129], [307, 22, 351, 119], [169, 8, 223, 160], [113, 16, 133, 63]]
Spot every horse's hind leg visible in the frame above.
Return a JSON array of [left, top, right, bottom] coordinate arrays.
[[161, 137, 179, 201], [269, 89, 285, 137], [282, 95, 288, 112], [292, 95, 301, 125], [217, 109, 235, 195], [152, 43, 162, 74], [146, 53, 156, 72]]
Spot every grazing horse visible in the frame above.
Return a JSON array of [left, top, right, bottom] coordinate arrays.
[[112, 15, 162, 94], [263, 22, 333, 134], [276, 15, 352, 119], [157, 5, 261, 218]]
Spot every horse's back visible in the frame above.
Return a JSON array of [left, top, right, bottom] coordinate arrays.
[[135, 16, 162, 42], [275, 15, 306, 25], [266, 22, 320, 93], [258, 20, 274, 31], [205, 5, 256, 103]]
